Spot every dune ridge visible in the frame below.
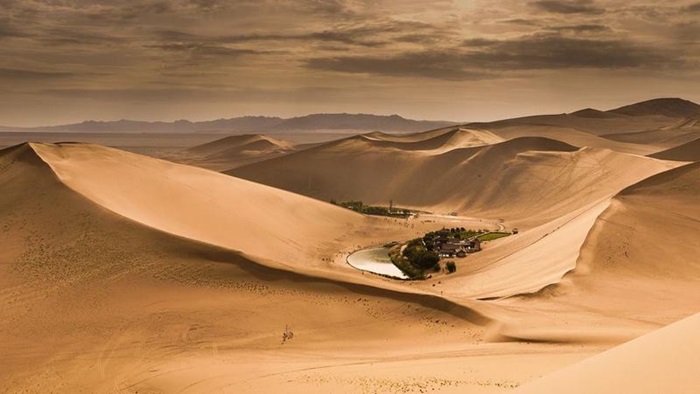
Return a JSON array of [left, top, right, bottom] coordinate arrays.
[[576, 161, 700, 279], [608, 97, 700, 118], [13, 141, 492, 320], [167, 134, 296, 170], [30, 142, 364, 268], [649, 137, 700, 161], [230, 134, 675, 226], [486, 161, 700, 345], [187, 134, 293, 155]]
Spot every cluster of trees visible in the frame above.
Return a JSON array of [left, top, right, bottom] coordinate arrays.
[[422, 227, 486, 251], [330, 200, 411, 217], [403, 239, 440, 270], [389, 235, 461, 279], [388, 245, 425, 280]]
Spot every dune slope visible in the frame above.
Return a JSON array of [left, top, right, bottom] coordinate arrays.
[[188, 134, 293, 156], [577, 161, 700, 280], [649, 136, 700, 161], [601, 116, 700, 147], [31, 142, 363, 267], [168, 134, 296, 170], [1, 143, 494, 392], [608, 97, 700, 118], [473, 112, 676, 136], [492, 161, 700, 343], [514, 313, 700, 394], [482, 123, 658, 155], [230, 135, 675, 226]]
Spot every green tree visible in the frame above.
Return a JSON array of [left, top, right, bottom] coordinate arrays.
[[415, 251, 440, 269]]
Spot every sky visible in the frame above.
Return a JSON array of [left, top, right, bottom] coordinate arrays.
[[0, 0, 699, 126]]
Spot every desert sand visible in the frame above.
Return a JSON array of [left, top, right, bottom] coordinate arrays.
[[1, 98, 699, 393], [164, 134, 299, 171]]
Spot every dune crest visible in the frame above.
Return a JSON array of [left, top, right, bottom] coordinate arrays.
[[230, 134, 675, 226], [30, 142, 362, 267], [167, 134, 297, 170], [576, 161, 700, 279], [649, 137, 700, 161], [491, 162, 700, 344]]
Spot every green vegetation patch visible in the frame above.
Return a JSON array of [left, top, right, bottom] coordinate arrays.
[[330, 200, 413, 217], [388, 245, 426, 280], [477, 232, 512, 242]]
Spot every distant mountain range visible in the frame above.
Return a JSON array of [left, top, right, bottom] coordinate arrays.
[[2, 98, 698, 134], [6, 114, 457, 134]]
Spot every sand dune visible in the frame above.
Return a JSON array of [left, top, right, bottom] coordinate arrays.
[[576, 161, 700, 280], [608, 97, 700, 118], [30, 142, 365, 268], [649, 136, 700, 161], [514, 313, 700, 394], [0, 142, 496, 392], [230, 135, 675, 226], [602, 126, 700, 147], [601, 116, 700, 147], [363, 125, 463, 143], [474, 112, 675, 136], [358, 127, 504, 151], [488, 161, 700, 343], [187, 134, 293, 156], [568, 108, 621, 119], [480, 123, 659, 155], [2, 101, 699, 393], [464, 99, 699, 140], [166, 134, 297, 170], [436, 200, 610, 300]]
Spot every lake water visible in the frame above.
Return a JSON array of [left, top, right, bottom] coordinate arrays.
[[346, 247, 408, 280]]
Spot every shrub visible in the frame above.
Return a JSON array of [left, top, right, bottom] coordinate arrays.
[[388, 245, 425, 280], [416, 251, 440, 269], [445, 261, 457, 274]]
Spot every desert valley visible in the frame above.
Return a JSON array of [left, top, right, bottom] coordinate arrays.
[[2, 0, 700, 391], [1, 97, 699, 393]]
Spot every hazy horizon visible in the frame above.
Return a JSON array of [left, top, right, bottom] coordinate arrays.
[[1, 111, 463, 128], [4, 96, 697, 129], [1, 1, 699, 127]]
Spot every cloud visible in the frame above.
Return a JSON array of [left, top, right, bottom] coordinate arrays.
[[148, 43, 261, 58], [307, 34, 677, 80], [307, 51, 492, 80], [153, 19, 442, 49], [546, 24, 611, 33], [0, 16, 27, 39], [686, 2, 700, 12], [498, 18, 539, 26], [531, 0, 605, 15], [673, 22, 700, 43], [0, 0, 698, 125], [0, 68, 74, 80], [468, 34, 673, 69]]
